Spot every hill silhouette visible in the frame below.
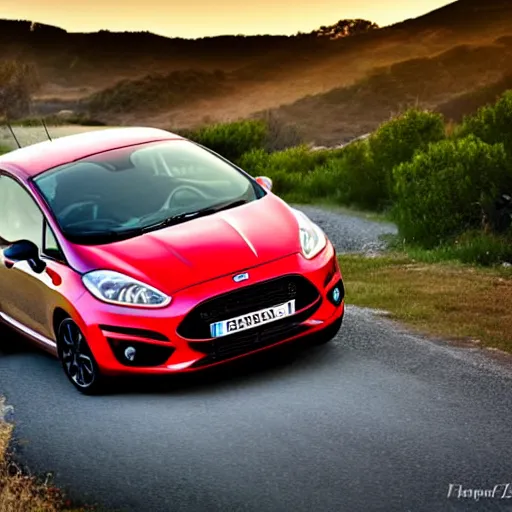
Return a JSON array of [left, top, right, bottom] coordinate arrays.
[[3, 0, 512, 142]]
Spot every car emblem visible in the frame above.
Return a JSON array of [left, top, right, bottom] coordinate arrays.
[[233, 272, 249, 283]]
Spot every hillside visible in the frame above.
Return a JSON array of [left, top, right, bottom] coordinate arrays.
[[3, 0, 512, 141], [268, 36, 512, 145]]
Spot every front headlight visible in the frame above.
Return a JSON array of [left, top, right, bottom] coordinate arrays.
[[291, 209, 327, 259], [82, 270, 171, 307]]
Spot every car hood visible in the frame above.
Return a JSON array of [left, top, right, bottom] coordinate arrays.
[[69, 195, 302, 294]]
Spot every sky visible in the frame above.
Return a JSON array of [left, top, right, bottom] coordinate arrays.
[[2, 0, 454, 38]]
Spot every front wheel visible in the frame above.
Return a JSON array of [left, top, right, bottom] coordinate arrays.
[[57, 318, 107, 395]]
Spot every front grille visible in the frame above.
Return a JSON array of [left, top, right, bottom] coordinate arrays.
[[177, 274, 320, 340], [189, 300, 320, 366]]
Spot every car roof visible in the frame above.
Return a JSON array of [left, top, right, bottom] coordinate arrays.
[[0, 127, 183, 179]]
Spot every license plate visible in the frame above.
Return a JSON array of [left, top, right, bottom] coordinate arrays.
[[210, 300, 296, 338]]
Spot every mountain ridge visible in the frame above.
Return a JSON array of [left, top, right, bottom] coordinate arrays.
[[3, 0, 512, 143]]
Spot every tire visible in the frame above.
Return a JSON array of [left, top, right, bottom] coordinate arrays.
[[57, 318, 108, 395], [312, 314, 343, 345]]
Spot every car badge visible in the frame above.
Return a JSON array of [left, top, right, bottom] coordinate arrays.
[[233, 272, 249, 283]]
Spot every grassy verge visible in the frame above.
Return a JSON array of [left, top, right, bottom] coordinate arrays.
[[339, 253, 512, 353], [0, 405, 90, 511]]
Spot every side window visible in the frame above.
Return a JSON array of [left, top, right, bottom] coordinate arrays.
[[43, 222, 64, 260], [0, 175, 44, 247]]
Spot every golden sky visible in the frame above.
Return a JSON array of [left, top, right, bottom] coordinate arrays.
[[3, 0, 454, 38]]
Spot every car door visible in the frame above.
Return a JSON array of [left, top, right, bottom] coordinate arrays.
[[0, 173, 60, 338]]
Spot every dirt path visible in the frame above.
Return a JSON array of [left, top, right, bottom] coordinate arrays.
[[0, 125, 112, 151]]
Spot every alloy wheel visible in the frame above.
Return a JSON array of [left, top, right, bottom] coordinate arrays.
[[58, 319, 99, 391]]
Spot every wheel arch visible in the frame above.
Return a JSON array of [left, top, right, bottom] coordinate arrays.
[[52, 307, 70, 340]]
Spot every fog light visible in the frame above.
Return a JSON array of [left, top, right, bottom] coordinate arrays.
[[328, 279, 344, 306], [124, 346, 136, 362]]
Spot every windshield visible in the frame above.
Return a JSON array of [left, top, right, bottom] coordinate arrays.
[[33, 139, 265, 244]]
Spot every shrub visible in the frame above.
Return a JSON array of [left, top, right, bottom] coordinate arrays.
[[300, 163, 346, 202], [0, 61, 40, 119], [238, 145, 331, 173], [396, 231, 512, 266], [237, 145, 341, 201], [238, 141, 398, 208], [368, 109, 446, 206], [256, 110, 303, 152], [444, 231, 512, 266], [236, 147, 269, 174], [458, 90, 512, 155], [87, 69, 228, 114], [393, 135, 512, 247], [184, 120, 268, 164], [184, 116, 305, 164], [0, 145, 11, 155], [330, 140, 384, 210]]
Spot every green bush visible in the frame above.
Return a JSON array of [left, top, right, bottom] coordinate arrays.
[[236, 147, 270, 174], [330, 140, 384, 210], [393, 135, 512, 247], [443, 231, 512, 266], [184, 117, 306, 165], [181, 109, 447, 212], [237, 139, 409, 209], [397, 231, 512, 266], [183, 120, 268, 164], [237, 145, 339, 202], [300, 163, 345, 203], [0, 144, 11, 155], [458, 90, 512, 155], [369, 109, 446, 207]]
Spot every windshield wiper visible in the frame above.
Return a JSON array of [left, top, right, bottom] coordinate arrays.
[[141, 199, 248, 233], [64, 226, 147, 244], [64, 199, 249, 243]]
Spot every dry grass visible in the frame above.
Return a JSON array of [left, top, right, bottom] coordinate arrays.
[[0, 420, 60, 511], [339, 254, 512, 353], [0, 400, 88, 512]]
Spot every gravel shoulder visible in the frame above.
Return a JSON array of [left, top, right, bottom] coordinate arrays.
[[294, 204, 398, 255]]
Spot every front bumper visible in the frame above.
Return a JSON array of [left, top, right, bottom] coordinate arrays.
[[73, 242, 345, 376]]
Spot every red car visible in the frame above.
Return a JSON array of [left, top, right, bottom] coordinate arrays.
[[0, 127, 345, 394]]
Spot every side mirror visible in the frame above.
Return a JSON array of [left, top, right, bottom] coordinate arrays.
[[255, 176, 273, 191], [3, 240, 46, 274]]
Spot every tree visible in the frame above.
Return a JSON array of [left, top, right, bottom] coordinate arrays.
[[0, 61, 40, 120], [312, 19, 379, 39]]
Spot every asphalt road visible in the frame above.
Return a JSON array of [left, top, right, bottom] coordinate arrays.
[[1, 209, 512, 512]]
